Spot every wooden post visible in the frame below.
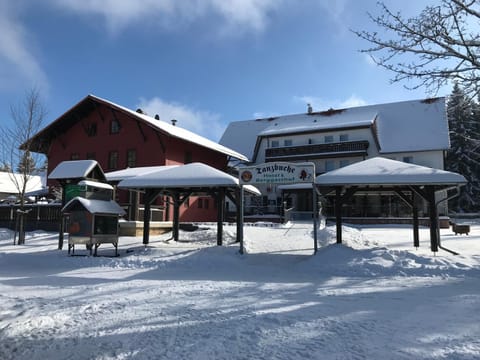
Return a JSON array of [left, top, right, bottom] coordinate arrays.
[[172, 192, 180, 242], [335, 187, 342, 244], [412, 192, 419, 248], [143, 193, 151, 245], [217, 188, 225, 246], [312, 185, 318, 253], [58, 184, 66, 250], [236, 186, 244, 254], [427, 186, 439, 252]]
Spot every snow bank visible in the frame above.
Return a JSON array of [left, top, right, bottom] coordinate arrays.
[[0, 221, 479, 359]]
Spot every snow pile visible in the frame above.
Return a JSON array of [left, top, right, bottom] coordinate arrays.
[[0, 221, 479, 359]]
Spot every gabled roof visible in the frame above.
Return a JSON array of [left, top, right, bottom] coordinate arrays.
[[28, 94, 248, 161], [219, 97, 449, 161], [0, 172, 45, 195], [62, 197, 125, 215], [48, 160, 106, 182], [105, 165, 178, 182], [118, 162, 261, 195], [315, 157, 466, 186]]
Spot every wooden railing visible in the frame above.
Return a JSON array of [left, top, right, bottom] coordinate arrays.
[[0, 204, 62, 231], [265, 140, 369, 161]]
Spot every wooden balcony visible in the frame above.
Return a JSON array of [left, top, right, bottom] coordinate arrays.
[[265, 140, 369, 161]]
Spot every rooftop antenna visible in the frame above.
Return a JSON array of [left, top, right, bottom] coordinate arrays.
[[307, 103, 313, 114], [171, 119, 177, 126]]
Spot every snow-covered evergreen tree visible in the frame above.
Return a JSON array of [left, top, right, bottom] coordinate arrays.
[[446, 83, 480, 212]]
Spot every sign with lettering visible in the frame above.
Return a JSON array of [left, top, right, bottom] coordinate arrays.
[[239, 162, 315, 185]]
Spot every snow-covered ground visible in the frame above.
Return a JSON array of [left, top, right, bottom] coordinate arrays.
[[0, 220, 479, 360]]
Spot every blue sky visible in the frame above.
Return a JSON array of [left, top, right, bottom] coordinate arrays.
[[0, 0, 446, 142]]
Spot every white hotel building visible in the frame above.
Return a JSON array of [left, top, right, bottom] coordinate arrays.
[[219, 97, 450, 220]]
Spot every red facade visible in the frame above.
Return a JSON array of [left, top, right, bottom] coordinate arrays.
[[33, 95, 231, 222]]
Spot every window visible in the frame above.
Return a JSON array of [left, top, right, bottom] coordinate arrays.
[[127, 149, 136, 167], [324, 135, 334, 143], [108, 151, 118, 170], [110, 119, 120, 134], [71, 153, 80, 160], [93, 216, 118, 235], [340, 160, 349, 168], [284, 139, 292, 146], [86, 152, 96, 160], [271, 140, 279, 148], [403, 156, 413, 163], [339, 134, 349, 142], [198, 198, 209, 209], [86, 123, 97, 137], [325, 160, 335, 172]]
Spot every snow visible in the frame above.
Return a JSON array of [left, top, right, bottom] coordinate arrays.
[[316, 157, 467, 186], [1, 219, 479, 359], [118, 162, 259, 193], [48, 160, 102, 180], [105, 166, 178, 182], [62, 197, 126, 215], [0, 172, 45, 195], [77, 180, 114, 190]]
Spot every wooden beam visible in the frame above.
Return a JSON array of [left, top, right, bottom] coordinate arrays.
[[412, 192, 419, 248], [172, 192, 180, 242], [426, 186, 439, 252], [135, 121, 147, 142], [142, 189, 161, 245], [236, 187, 244, 254], [217, 188, 225, 246], [335, 187, 342, 244], [154, 132, 166, 153], [394, 189, 414, 207]]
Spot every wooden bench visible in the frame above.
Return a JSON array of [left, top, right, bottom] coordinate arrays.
[[452, 223, 470, 235]]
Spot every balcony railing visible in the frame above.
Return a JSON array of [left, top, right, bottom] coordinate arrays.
[[265, 140, 369, 161]]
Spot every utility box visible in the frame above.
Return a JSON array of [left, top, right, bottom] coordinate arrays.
[[62, 197, 125, 256]]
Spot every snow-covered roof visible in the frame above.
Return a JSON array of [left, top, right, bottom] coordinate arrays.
[[88, 95, 248, 161], [105, 166, 178, 182], [49, 160, 103, 180], [219, 97, 449, 160], [315, 157, 467, 186], [62, 197, 125, 215], [118, 162, 261, 195], [0, 172, 45, 195], [77, 180, 114, 190]]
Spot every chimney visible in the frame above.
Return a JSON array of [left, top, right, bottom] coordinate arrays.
[[171, 119, 177, 126], [154, 114, 160, 120], [307, 103, 313, 114]]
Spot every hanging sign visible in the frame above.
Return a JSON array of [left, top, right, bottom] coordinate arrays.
[[239, 162, 315, 185]]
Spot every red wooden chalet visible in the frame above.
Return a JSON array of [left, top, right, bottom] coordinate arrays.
[[27, 94, 248, 222]]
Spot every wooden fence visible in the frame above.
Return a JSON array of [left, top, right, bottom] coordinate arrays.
[[0, 204, 62, 231]]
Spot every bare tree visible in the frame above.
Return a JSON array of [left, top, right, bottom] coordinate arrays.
[[1, 88, 47, 244], [353, 0, 480, 97]]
